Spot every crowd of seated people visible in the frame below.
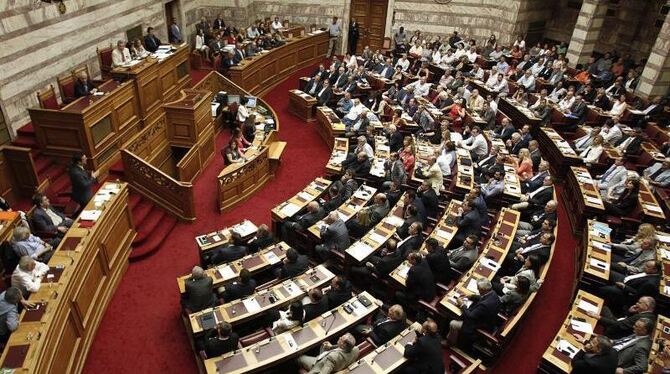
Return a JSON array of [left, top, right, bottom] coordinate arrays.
[[172, 23, 670, 372]]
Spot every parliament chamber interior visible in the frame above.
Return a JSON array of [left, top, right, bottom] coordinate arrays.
[[2, 0, 670, 373]]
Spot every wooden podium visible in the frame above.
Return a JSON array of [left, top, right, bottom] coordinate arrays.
[[288, 89, 317, 122]]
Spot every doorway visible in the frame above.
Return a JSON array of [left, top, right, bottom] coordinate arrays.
[[349, 0, 389, 53], [164, 0, 182, 42]]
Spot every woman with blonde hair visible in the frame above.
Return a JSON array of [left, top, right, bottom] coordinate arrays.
[[610, 223, 658, 261], [515, 148, 534, 181]]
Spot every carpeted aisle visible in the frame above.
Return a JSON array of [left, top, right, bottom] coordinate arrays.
[[83, 64, 577, 374], [82, 63, 331, 373]]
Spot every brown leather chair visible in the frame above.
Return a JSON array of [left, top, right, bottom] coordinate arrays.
[[36, 85, 60, 110], [97, 44, 113, 79]]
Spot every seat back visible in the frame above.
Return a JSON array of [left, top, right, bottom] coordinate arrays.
[[56, 74, 75, 103], [37, 85, 60, 110], [97, 44, 113, 78], [239, 329, 270, 347], [72, 65, 91, 80]]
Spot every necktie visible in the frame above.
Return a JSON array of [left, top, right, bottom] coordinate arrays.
[[650, 167, 664, 180], [121, 50, 126, 62], [600, 167, 614, 182]]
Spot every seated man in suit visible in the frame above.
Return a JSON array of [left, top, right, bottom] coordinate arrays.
[[207, 232, 248, 265], [351, 239, 404, 280], [355, 304, 406, 345], [596, 156, 628, 196], [396, 222, 423, 258], [220, 269, 256, 302], [201, 322, 239, 358], [445, 234, 480, 282], [449, 200, 481, 249], [246, 224, 273, 253], [502, 232, 555, 275], [323, 169, 358, 212], [297, 333, 359, 373], [510, 176, 554, 214], [514, 200, 558, 238], [403, 320, 445, 374], [304, 74, 322, 96], [303, 289, 329, 321], [447, 278, 501, 347], [111, 40, 132, 68], [512, 218, 555, 251], [588, 296, 657, 340], [609, 238, 658, 283], [277, 248, 309, 279], [346, 193, 389, 237], [74, 72, 97, 98], [598, 260, 661, 313], [643, 157, 670, 188], [281, 202, 326, 242], [612, 318, 653, 374], [571, 335, 618, 374], [424, 238, 450, 283], [315, 79, 333, 106], [341, 151, 371, 178], [219, 52, 237, 72], [326, 276, 352, 309], [522, 160, 550, 193], [143, 27, 162, 53], [181, 266, 217, 312], [31, 193, 72, 238], [395, 251, 436, 304], [615, 127, 644, 156], [315, 212, 351, 261]]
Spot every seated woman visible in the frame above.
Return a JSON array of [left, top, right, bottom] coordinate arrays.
[[579, 134, 604, 166], [495, 254, 541, 295], [272, 302, 305, 334], [195, 28, 211, 61], [444, 97, 465, 126], [610, 223, 656, 263], [130, 38, 149, 59], [603, 177, 639, 216], [608, 94, 628, 117], [514, 148, 534, 181], [511, 85, 528, 107], [500, 275, 532, 315], [221, 141, 244, 166], [388, 109, 406, 130], [399, 137, 416, 174], [232, 128, 251, 153]]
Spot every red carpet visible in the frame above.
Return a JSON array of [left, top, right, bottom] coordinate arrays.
[[82, 64, 331, 373], [82, 65, 576, 373]]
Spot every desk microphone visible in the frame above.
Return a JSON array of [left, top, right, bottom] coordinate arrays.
[[324, 312, 337, 335]]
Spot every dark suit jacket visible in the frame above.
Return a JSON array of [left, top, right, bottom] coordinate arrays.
[[372, 251, 404, 275], [622, 274, 661, 302], [617, 336, 651, 373], [615, 135, 643, 155], [418, 188, 439, 218], [426, 247, 451, 282], [184, 277, 217, 312], [523, 171, 549, 193], [316, 87, 333, 105], [304, 297, 329, 321], [321, 219, 351, 250], [280, 255, 309, 279], [248, 234, 273, 253], [603, 311, 656, 339], [296, 208, 326, 230], [570, 101, 588, 123], [398, 234, 423, 258], [528, 186, 554, 208], [327, 280, 352, 309], [74, 79, 95, 98], [69, 165, 95, 206], [210, 244, 248, 265], [461, 291, 501, 341], [143, 35, 161, 53], [203, 331, 239, 358], [455, 210, 481, 243], [498, 125, 516, 142], [571, 348, 619, 374], [403, 334, 445, 374], [222, 279, 257, 302], [406, 259, 436, 301], [520, 243, 552, 264], [388, 132, 403, 152], [370, 318, 405, 345], [32, 207, 66, 234]]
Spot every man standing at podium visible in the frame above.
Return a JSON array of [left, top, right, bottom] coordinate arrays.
[[69, 153, 98, 210]]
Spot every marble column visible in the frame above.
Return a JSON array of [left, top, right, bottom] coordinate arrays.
[[565, 0, 608, 67], [636, 5, 670, 98]]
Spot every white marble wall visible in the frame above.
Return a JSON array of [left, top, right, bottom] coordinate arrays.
[[0, 0, 200, 136]]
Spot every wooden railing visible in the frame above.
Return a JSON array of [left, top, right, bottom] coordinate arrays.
[[176, 126, 215, 182]]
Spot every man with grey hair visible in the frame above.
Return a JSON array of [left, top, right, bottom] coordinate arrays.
[[447, 278, 501, 346], [12, 226, 54, 263], [11, 256, 49, 296], [297, 332, 359, 373], [612, 317, 653, 373], [572, 334, 618, 373], [182, 266, 217, 312], [315, 211, 350, 261], [111, 40, 131, 68], [587, 296, 657, 340]]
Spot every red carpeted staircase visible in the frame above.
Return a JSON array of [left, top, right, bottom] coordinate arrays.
[[11, 121, 177, 262]]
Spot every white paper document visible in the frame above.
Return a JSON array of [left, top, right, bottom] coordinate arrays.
[[577, 299, 598, 314], [397, 263, 410, 279], [348, 242, 372, 262], [592, 241, 611, 252], [264, 251, 281, 265], [557, 339, 579, 358], [466, 278, 479, 293], [589, 258, 609, 270], [284, 281, 302, 297], [436, 229, 454, 241], [80, 210, 102, 221], [368, 232, 387, 244], [644, 204, 663, 213], [280, 203, 301, 217], [284, 334, 299, 351], [570, 319, 594, 334], [385, 216, 405, 227], [298, 192, 313, 202], [243, 297, 262, 313], [217, 264, 236, 279]]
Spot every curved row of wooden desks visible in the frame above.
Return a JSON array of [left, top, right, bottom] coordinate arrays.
[[0, 182, 135, 373]]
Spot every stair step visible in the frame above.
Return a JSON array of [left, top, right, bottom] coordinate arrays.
[[16, 123, 34, 137], [128, 194, 142, 211], [34, 156, 53, 175], [41, 163, 66, 181], [12, 136, 37, 149], [132, 208, 166, 245], [131, 199, 154, 227], [109, 159, 125, 176], [49, 173, 71, 193], [129, 215, 178, 262]]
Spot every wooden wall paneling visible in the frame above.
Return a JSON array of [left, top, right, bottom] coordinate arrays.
[[0, 152, 18, 204], [218, 147, 273, 212], [47, 310, 82, 374], [1, 145, 41, 197]]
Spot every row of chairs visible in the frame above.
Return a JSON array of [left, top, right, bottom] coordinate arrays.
[[35, 64, 96, 110]]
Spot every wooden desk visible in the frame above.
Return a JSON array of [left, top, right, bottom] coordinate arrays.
[[455, 148, 475, 192], [440, 208, 520, 317], [345, 322, 421, 374], [535, 127, 582, 177], [111, 45, 191, 123], [0, 182, 135, 373], [502, 164, 523, 200], [346, 194, 406, 264], [0, 211, 20, 244], [271, 177, 332, 233], [390, 200, 462, 287], [540, 290, 604, 374], [578, 220, 613, 288], [369, 136, 392, 179], [177, 242, 290, 294], [498, 97, 541, 128], [228, 31, 329, 96], [563, 167, 605, 236], [326, 137, 349, 175], [196, 220, 258, 256], [288, 89, 318, 122], [188, 265, 334, 334], [638, 178, 667, 223], [315, 107, 346, 149], [308, 185, 377, 239], [203, 292, 380, 374], [647, 315, 670, 373]]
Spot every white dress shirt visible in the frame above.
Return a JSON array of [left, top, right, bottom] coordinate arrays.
[[461, 134, 489, 158], [580, 144, 603, 164], [11, 261, 49, 295], [111, 47, 132, 67]]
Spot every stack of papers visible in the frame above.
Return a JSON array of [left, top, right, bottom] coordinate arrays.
[[368, 232, 387, 244], [592, 242, 611, 252], [298, 192, 313, 201], [589, 258, 609, 270], [217, 264, 236, 279], [480, 257, 500, 271], [466, 278, 479, 293], [233, 220, 257, 237], [348, 242, 372, 262], [577, 299, 598, 314], [264, 251, 281, 265], [80, 210, 102, 221], [643, 204, 663, 213], [385, 216, 405, 227], [280, 203, 301, 217], [242, 297, 262, 313], [557, 339, 579, 358], [284, 281, 302, 297], [570, 318, 593, 334]]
